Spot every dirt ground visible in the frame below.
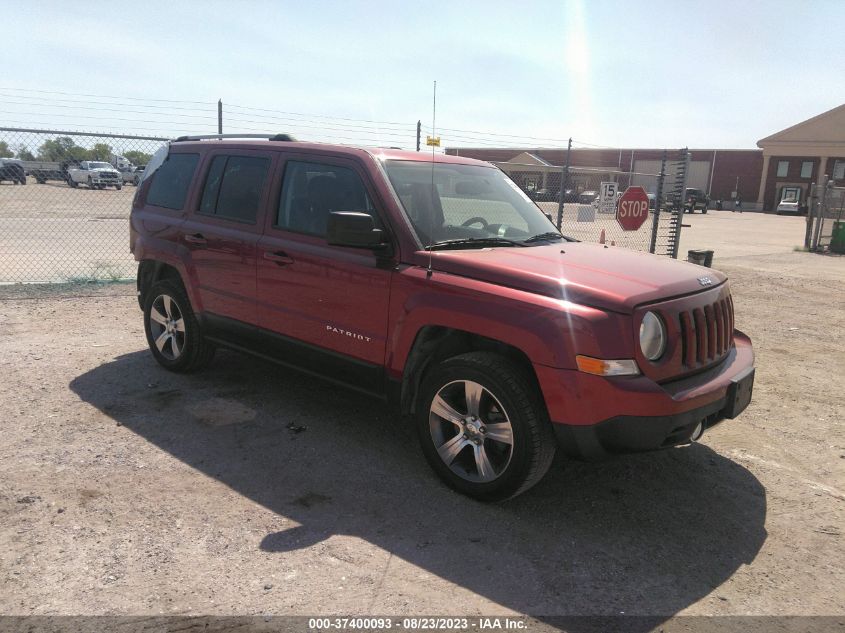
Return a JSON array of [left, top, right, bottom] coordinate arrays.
[[0, 211, 843, 624]]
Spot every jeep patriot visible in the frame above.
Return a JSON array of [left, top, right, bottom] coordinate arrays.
[[130, 135, 755, 500]]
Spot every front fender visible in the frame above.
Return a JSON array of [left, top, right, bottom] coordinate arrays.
[[386, 266, 634, 379]]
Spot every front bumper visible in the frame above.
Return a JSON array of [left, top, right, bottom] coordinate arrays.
[[534, 331, 754, 460]]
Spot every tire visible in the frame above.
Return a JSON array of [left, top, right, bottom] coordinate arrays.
[[143, 278, 215, 373], [116, 184, 122, 190], [416, 351, 556, 501]]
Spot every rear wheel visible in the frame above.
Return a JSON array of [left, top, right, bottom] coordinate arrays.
[[416, 352, 556, 501], [143, 279, 215, 373]]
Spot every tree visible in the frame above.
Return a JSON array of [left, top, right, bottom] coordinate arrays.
[[0, 141, 13, 158], [37, 137, 89, 162], [88, 143, 113, 161], [123, 150, 153, 166], [16, 146, 36, 161]]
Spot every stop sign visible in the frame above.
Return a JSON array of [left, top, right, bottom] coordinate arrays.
[[616, 186, 650, 231]]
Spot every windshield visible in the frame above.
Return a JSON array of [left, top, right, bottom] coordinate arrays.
[[383, 160, 559, 247], [89, 162, 113, 170]]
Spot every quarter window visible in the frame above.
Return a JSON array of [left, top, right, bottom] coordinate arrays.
[[776, 160, 789, 178], [276, 161, 376, 237], [800, 161, 813, 179], [146, 153, 199, 210], [198, 155, 270, 224]]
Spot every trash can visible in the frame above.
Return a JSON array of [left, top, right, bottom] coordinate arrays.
[[831, 221, 845, 254], [688, 249, 714, 267]]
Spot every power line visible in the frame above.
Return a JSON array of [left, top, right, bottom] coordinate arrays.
[[226, 102, 411, 127], [0, 100, 218, 120], [0, 92, 218, 113], [0, 86, 213, 105]]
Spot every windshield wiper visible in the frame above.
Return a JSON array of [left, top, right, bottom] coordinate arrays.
[[523, 231, 564, 243], [425, 237, 527, 251]]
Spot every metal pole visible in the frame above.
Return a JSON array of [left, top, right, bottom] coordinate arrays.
[[812, 176, 829, 251], [672, 148, 691, 259], [218, 99, 223, 134], [416, 120, 421, 152], [804, 183, 817, 249], [649, 150, 667, 254], [556, 137, 572, 230]]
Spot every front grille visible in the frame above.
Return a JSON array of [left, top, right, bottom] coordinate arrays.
[[678, 296, 734, 368]]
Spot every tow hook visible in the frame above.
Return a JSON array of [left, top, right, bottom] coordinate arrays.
[[690, 421, 704, 442]]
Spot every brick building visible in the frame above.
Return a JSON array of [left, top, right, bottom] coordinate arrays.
[[756, 104, 845, 211], [445, 146, 764, 207]]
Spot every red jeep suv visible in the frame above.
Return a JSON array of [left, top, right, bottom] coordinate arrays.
[[130, 135, 755, 501]]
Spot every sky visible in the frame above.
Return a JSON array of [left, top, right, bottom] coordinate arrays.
[[3, 0, 845, 151]]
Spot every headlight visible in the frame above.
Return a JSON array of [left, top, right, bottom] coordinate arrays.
[[639, 311, 666, 361]]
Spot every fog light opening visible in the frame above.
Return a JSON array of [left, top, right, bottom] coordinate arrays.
[[690, 421, 704, 442]]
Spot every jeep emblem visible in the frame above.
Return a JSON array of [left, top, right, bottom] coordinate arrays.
[[697, 276, 713, 286]]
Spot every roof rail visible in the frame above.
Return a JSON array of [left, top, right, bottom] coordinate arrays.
[[173, 133, 298, 142]]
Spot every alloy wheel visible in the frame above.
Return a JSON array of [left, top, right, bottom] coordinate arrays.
[[428, 380, 514, 483], [148, 294, 186, 361]]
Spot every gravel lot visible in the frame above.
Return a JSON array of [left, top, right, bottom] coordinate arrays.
[[0, 211, 843, 625]]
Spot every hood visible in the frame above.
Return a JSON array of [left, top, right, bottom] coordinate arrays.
[[92, 167, 119, 173], [421, 242, 726, 313]]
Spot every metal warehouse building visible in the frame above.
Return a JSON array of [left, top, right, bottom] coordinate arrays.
[[446, 103, 845, 212], [445, 146, 764, 208]]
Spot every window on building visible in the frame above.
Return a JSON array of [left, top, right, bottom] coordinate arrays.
[[276, 161, 376, 237], [146, 153, 199, 210], [800, 161, 813, 179], [198, 155, 270, 224], [834, 161, 845, 181], [776, 161, 789, 178]]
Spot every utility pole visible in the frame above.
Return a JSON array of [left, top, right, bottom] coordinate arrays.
[[218, 99, 223, 135], [556, 138, 572, 229], [416, 120, 421, 152]]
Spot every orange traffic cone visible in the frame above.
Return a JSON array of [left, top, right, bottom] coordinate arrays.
[[599, 229, 606, 244]]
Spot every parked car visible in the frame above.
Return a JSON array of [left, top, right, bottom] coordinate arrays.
[[683, 188, 709, 213], [131, 135, 755, 501], [120, 165, 146, 186], [67, 161, 122, 189], [0, 158, 26, 184], [578, 190, 598, 204], [775, 186, 805, 215], [530, 188, 558, 202]]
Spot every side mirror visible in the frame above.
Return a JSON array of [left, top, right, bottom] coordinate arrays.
[[327, 212, 388, 250]]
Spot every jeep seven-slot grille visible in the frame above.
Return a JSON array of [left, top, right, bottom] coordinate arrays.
[[678, 296, 734, 368]]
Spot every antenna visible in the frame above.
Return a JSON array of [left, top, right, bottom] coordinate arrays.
[[427, 80, 437, 278]]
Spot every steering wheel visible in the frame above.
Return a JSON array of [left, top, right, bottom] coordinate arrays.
[[461, 217, 489, 229]]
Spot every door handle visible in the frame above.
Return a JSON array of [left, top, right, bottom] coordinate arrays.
[[184, 233, 207, 245], [264, 250, 294, 265]]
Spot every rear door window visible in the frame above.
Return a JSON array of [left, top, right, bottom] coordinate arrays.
[[146, 153, 199, 210], [198, 155, 270, 224]]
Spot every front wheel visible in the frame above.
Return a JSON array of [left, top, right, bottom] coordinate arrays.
[[416, 352, 556, 501], [143, 279, 215, 373], [116, 184, 122, 190]]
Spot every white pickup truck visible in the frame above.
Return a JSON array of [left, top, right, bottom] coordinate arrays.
[[66, 161, 123, 190]]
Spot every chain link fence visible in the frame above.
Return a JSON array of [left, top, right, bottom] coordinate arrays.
[[811, 184, 845, 252], [495, 148, 690, 257], [0, 125, 696, 283], [0, 127, 167, 283]]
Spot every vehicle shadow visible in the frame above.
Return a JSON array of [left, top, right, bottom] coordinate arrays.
[[69, 350, 767, 628]]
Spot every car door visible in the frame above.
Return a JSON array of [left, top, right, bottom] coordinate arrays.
[[256, 154, 393, 394], [181, 150, 276, 325]]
